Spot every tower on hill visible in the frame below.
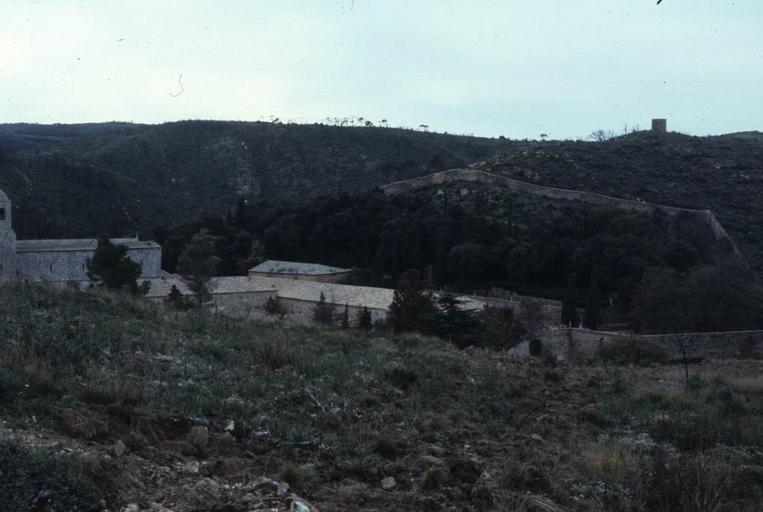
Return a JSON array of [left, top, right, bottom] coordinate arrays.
[[651, 118, 667, 133]]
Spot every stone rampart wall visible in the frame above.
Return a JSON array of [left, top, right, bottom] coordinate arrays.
[[531, 328, 763, 360], [381, 169, 740, 255]]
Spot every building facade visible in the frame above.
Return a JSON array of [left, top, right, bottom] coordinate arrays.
[[0, 188, 161, 282]]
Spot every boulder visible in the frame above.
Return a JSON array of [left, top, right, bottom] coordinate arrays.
[[380, 476, 397, 490], [110, 439, 127, 457], [187, 426, 209, 449]]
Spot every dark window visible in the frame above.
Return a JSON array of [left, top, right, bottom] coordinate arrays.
[[529, 339, 543, 357], [0, 207, 5, 220]]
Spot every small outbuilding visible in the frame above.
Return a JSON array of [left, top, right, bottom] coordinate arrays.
[[248, 260, 352, 283]]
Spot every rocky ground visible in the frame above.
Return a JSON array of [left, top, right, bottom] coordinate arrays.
[[1, 284, 761, 511]]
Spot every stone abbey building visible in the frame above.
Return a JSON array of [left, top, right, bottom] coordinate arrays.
[[0, 188, 161, 282]]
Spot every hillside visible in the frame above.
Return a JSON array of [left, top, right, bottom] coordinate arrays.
[[2, 122, 763, 270], [0, 283, 761, 511], [475, 131, 763, 271], [0, 122, 507, 238]]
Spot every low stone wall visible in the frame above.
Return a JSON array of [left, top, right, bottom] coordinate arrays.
[[277, 297, 387, 326], [207, 290, 275, 318], [528, 328, 763, 360]]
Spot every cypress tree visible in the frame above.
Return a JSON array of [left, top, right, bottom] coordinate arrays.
[[561, 273, 579, 327], [583, 269, 601, 329]]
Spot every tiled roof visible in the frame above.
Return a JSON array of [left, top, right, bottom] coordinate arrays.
[[248, 276, 490, 312], [249, 260, 351, 276]]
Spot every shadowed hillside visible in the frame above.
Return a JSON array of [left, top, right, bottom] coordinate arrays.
[[2, 123, 763, 271], [0, 121, 507, 238]]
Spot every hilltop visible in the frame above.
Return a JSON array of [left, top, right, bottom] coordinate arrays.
[[2, 122, 763, 270], [475, 130, 763, 271], [0, 121, 507, 238], [0, 283, 761, 511]]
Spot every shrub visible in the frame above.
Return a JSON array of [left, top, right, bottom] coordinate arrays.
[[264, 296, 285, 317], [0, 440, 116, 511], [255, 339, 293, 370], [0, 367, 22, 402]]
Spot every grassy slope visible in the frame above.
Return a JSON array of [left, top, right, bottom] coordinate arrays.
[[0, 282, 761, 511]]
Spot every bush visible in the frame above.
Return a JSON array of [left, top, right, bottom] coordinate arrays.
[[0, 440, 116, 511], [0, 367, 22, 402], [255, 339, 293, 370]]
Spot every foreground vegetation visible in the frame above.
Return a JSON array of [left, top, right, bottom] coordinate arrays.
[[0, 282, 761, 511]]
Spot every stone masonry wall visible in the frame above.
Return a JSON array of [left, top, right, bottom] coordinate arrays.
[[530, 328, 763, 360], [15, 245, 162, 282], [382, 169, 741, 255]]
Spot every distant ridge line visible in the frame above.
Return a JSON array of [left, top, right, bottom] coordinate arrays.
[[381, 168, 742, 258]]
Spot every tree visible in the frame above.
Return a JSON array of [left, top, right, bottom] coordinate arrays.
[[165, 284, 193, 310], [517, 296, 544, 338], [264, 296, 285, 317], [357, 306, 373, 330], [589, 129, 614, 142], [583, 269, 601, 329], [87, 236, 142, 293], [178, 229, 220, 308], [433, 295, 481, 348], [561, 273, 579, 327], [480, 306, 524, 350], [313, 292, 334, 325], [387, 269, 435, 333]]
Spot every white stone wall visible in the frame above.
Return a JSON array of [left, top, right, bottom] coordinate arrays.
[[15, 245, 162, 282]]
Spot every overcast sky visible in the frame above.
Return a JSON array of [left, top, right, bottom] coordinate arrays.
[[1, 1, 761, 139]]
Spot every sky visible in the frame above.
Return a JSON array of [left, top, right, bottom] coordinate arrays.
[[0, 0, 761, 139]]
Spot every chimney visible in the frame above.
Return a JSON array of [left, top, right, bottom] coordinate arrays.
[[651, 118, 667, 133]]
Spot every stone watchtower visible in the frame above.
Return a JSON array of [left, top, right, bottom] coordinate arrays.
[[0, 188, 17, 279]]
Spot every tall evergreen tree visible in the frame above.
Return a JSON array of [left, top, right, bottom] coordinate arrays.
[[341, 303, 350, 329], [357, 306, 373, 330], [313, 292, 334, 325], [178, 229, 220, 308], [583, 269, 601, 329], [388, 269, 435, 333], [561, 272, 579, 327]]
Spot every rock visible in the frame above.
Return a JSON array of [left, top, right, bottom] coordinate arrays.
[[193, 477, 221, 497], [187, 426, 209, 448], [110, 439, 127, 457], [380, 476, 397, 490], [530, 433, 543, 442], [420, 455, 445, 467], [60, 409, 91, 438], [252, 476, 289, 496], [289, 496, 318, 512], [213, 432, 235, 451], [148, 503, 173, 512]]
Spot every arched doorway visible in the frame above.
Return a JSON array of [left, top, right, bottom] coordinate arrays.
[[529, 339, 543, 357]]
